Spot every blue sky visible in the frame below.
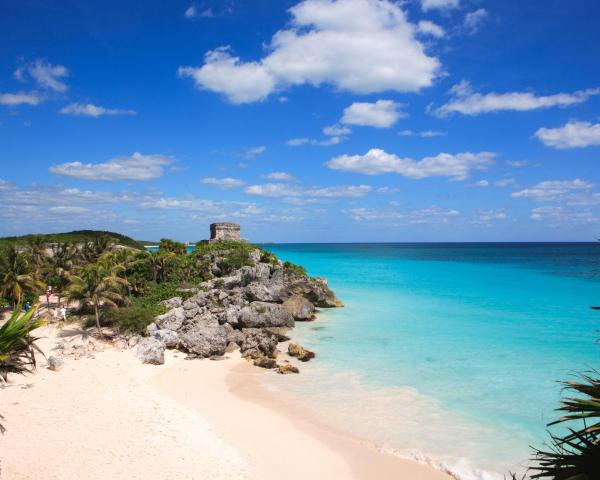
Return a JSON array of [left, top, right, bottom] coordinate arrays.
[[1, 0, 600, 242]]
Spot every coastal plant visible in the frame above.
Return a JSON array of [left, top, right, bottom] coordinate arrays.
[[0, 246, 45, 307], [0, 307, 44, 383], [283, 261, 307, 277], [66, 262, 128, 336], [158, 238, 187, 255], [104, 305, 155, 334], [146, 251, 175, 283]]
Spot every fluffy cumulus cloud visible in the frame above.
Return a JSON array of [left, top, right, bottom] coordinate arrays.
[[471, 208, 507, 225], [326, 148, 494, 180], [534, 120, 600, 149], [200, 177, 245, 188], [417, 20, 445, 38], [15, 60, 69, 92], [178, 0, 440, 103], [420, 0, 459, 11], [49, 152, 173, 181], [0, 92, 41, 106], [511, 179, 593, 201], [471, 180, 490, 188], [530, 206, 599, 225], [59, 103, 136, 117], [433, 80, 600, 117], [341, 100, 405, 128]]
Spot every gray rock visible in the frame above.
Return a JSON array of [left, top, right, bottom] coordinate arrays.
[[282, 295, 316, 320], [254, 356, 277, 369], [160, 296, 183, 309], [133, 338, 165, 365], [178, 322, 229, 358], [238, 302, 294, 329], [244, 283, 281, 302], [155, 307, 186, 331], [288, 342, 315, 362], [220, 305, 241, 327], [47, 355, 64, 371], [249, 248, 262, 264], [225, 342, 240, 353], [154, 329, 179, 348], [146, 322, 158, 335], [240, 263, 272, 285], [128, 335, 141, 347], [240, 330, 279, 359]]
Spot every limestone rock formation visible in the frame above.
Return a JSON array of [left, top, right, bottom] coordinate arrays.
[[134, 337, 166, 365], [288, 342, 315, 362], [282, 295, 316, 321]]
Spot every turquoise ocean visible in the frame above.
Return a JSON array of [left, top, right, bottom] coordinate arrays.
[[260, 243, 599, 480]]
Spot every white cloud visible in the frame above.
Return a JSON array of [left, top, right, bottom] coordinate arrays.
[[244, 146, 267, 158], [200, 177, 245, 188], [184, 5, 199, 17], [417, 20, 445, 38], [184, 3, 232, 19], [244, 182, 371, 198], [286, 135, 346, 147], [178, 47, 276, 104], [0, 92, 41, 106], [17, 60, 69, 92], [326, 148, 494, 180], [59, 103, 136, 117], [244, 183, 301, 197], [49, 152, 173, 181], [421, 0, 459, 11], [433, 80, 600, 117], [48, 206, 91, 214], [341, 100, 405, 128], [471, 208, 507, 225], [506, 160, 537, 168], [494, 178, 515, 187], [178, 0, 440, 103], [399, 129, 447, 137], [347, 205, 460, 224], [471, 180, 489, 187], [263, 172, 295, 181], [530, 206, 599, 225], [464, 9, 488, 34], [511, 179, 593, 201], [534, 120, 600, 149], [323, 124, 351, 136], [304, 185, 371, 197]]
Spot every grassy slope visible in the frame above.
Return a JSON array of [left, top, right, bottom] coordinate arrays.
[[0, 230, 144, 250]]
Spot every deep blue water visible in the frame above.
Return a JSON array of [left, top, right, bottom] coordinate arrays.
[[262, 243, 600, 478]]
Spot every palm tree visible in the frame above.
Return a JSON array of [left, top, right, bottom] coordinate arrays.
[[65, 262, 128, 336], [45, 243, 76, 306], [0, 307, 44, 383], [0, 247, 45, 307], [26, 235, 48, 270], [146, 251, 175, 283], [0, 307, 44, 434]]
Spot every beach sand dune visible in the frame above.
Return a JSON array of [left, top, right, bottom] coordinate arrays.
[[0, 325, 450, 480]]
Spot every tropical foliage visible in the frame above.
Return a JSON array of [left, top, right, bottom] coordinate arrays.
[[0, 308, 44, 383], [0, 246, 45, 306]]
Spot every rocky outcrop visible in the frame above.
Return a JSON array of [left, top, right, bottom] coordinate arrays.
[[288, 342, 315, 362], [47, 355, 64, 371], [282, 295, 316, 321], [134, 337, 165, 365], [238, 302, 294, 328], [131, 245, 342, 371]]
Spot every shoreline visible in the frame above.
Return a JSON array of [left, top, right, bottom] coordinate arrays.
[[0, 323, 452, 479], [151, 348, 453, 480]]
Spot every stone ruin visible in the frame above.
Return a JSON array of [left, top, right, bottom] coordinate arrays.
[[209, 222, 242, 242]]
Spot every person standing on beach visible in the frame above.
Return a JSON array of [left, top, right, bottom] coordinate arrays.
[[60, 305, 67, 322]]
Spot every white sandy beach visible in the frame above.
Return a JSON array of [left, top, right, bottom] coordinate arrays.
[[0, 324, 451, 480]]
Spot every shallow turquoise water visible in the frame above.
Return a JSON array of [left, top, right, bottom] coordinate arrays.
[[262, 243, 600, 478]]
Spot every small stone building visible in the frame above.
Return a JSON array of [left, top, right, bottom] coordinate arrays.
[[209, 222, 241, 242]]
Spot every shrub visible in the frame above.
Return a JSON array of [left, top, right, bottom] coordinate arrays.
[[105, 305, 155, 334], [129, 281, 194, 315], [283, 261, 307, 277], [0, 308, 44, 383]]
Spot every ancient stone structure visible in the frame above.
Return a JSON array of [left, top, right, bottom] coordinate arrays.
[[210, 222, 241, 242]]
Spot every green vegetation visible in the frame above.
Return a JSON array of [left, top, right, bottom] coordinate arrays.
[[104, 305, 156, 334], [0, 308, 44, 383], [512, 336, 599, 479], [0, 246, 45, 306], [283, 260, 308, 277], [0, 230, 144, 250], [158, 238, 187, 255]]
